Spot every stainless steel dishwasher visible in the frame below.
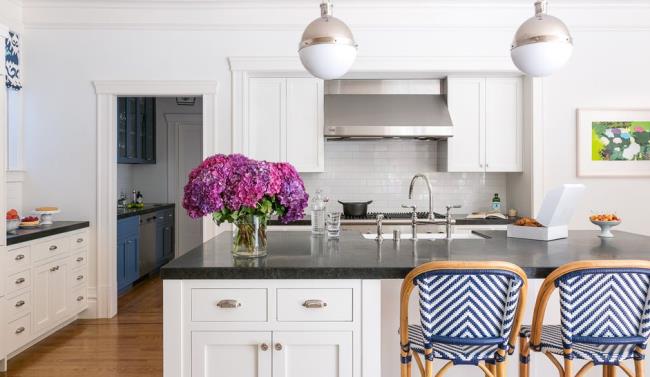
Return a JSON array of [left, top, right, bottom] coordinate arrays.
[[139, 213, 157, 278]]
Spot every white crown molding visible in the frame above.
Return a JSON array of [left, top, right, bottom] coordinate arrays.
[[93, 80, 219, 95], [21, 2, 650, 31]]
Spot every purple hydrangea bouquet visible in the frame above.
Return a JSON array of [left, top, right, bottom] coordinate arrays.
[[182, 154, 308, 258]]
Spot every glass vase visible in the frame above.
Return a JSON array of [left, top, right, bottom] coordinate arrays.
[[232, 215, 268, 258]]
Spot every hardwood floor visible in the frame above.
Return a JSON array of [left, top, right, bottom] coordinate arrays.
[[2, 276, 163, 377]]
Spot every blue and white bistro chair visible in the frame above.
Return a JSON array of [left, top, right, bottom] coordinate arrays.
[[400, 261, 528, 377], [519, 260, 650, 377]]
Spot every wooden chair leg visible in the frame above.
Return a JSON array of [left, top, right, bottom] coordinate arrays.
[[425, 349, 434, 377], [496, 349, 507, 377], [478, 363, 496, 377], [412, 352, 425, 377], [486, 361, 496, 377], [563, 357, 573, 377], [434, 361, 453, 377], [519, 336, 530, 377], [636, 359, 644, 377]]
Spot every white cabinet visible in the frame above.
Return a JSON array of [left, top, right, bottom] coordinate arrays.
[[191, 332, 272, 377], [273, 332, 352, 377], [33, 258, 70, 334], [440, 77, 523, 172], [240, 77, 324, 172]]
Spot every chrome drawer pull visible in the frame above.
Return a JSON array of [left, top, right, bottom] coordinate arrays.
[[76, 238, 84, 243], [260, 343, 269, 351], [15, 277, 25, 284], [15, 326, 25, 334], [49, 245, 58, 251], [77, 296, 84, 302], [15, 254, 25, 261], [76, 257, 84, 262], [216, 299, 241, 309], [50, 265, 60, 272], [302, 299, 328, 309], [15, 300, 25, 307], [77, 275, 84, 281]]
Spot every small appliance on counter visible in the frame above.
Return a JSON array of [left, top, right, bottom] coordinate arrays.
[[507, 184, 585, 241]]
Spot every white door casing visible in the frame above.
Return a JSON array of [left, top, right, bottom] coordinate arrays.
[[93, 81, 219, 319]]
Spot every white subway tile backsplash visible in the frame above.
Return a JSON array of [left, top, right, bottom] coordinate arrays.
[[301, 140, 507, 214]]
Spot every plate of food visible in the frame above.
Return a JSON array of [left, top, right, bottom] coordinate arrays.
[[589, 213, 621, 238], [19, 216, 41, 229], [6, 209, 20, 233]]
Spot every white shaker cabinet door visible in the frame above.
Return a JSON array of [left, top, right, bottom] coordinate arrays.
[[33, 258, 70, 334], [485, 77, 523, 172], [191, 332, 272, 377], [247, 78, 285, 163], [285, 78, 324, 172], [272, 332, 352, 377], [445, 77, 485, 172]]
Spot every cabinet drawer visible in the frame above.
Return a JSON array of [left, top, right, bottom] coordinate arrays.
[[8, 246, 31, 273], [7, 314, 31, 353], [6, 290, 31, 321], [33, 237, 68, 262], [71, 286, 87, 312], [191, 288, 267, 322], [70, 231, 89, 250], [70, 266, 88, 287], [7, 268, 30, 294], [276, 288, 353, 322], [71, 249, 87, 268]]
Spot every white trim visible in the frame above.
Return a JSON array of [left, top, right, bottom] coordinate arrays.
[[93, 80, 219, 318]]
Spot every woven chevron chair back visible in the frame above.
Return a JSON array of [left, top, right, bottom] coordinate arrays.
[[556, 268, 650, 349], [415, 270, 523, 349]]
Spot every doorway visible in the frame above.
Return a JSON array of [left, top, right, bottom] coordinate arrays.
[[94, 81, 219, 318]]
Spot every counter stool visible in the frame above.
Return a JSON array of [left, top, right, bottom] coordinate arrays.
[[519, 260, 650, 377], [400, 261, 528, 377]]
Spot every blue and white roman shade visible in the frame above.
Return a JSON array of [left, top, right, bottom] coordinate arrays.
[[5, 31, 22, 90]]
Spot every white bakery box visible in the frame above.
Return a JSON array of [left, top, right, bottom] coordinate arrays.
[[507, 184, 586, 241]]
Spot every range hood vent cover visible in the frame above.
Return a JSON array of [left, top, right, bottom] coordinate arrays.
[[324, 80, 454, 139]]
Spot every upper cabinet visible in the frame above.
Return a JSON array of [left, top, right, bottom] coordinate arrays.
[[236, 77, 324, 172], [439, 77, 523, 173], [117, 97, 156, 164]]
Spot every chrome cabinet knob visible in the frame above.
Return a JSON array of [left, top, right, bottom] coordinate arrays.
[[15, 254, 24, 261], [15, 300, 25, 307], [15, 326, 25, 334], [76, 257, 84, 262], [49, 245, 58, 251], [77, 238, 84, 243], [77, 275, 84, 281], [77, 296, 84, 302], [15, 277, 25, 284], [260, 343, 269, 351], [275, 343, 283, 351]]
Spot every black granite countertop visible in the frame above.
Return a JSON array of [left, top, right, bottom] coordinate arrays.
[[117, 203, 175, 219], [160, 230, 650, 280], [7, 221, 90, 245], [269, 214, 516, 226]]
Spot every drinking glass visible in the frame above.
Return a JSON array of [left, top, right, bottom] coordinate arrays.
[[326, 212, 342, 238]]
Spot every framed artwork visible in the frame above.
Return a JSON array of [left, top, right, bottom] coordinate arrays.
[[577, 109, 650, 177]]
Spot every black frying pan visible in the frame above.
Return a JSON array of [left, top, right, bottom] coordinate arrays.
[[338, 200, 373, 217]]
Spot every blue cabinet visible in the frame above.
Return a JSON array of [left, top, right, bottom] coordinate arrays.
[[117, 97, 156, 164], [155, 208, 175, 267], [117, 216, 140, 291]]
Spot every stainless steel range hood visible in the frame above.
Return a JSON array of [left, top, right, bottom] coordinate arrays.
[[324, 79, 453, 139]]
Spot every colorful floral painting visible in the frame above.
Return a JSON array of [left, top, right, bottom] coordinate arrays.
[[591, 121, 650, 161]]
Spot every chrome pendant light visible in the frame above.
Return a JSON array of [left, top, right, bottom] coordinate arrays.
[[511, 0, 573, 77], [299, 0, 358, 80]]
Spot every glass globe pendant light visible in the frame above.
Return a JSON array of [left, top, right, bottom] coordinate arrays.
[[511, 0, 573, 77], [299, 0, 358, 80]]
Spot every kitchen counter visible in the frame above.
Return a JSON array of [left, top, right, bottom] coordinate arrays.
[[7, 221, 90, 245], [160, 229, 650, 280], [268, 214, 516, 226], [117, 203, 174, 219]]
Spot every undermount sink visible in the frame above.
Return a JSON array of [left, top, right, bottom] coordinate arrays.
[[362, 232, 486, 240]]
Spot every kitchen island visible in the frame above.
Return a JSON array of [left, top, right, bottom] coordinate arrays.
[[161, 230, 650, 377]]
